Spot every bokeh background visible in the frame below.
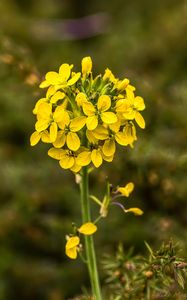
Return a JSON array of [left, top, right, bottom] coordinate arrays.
[[0, 0, 187, 299]]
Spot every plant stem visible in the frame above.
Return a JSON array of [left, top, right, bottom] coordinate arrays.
[[80, 166, 102, 300]]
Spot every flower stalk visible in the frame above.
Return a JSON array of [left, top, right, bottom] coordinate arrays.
[[80, 166, 102, 300]]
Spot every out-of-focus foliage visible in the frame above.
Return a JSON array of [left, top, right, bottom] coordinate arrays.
[[102, 241, 187, 299], [0, 0, 187, 299]]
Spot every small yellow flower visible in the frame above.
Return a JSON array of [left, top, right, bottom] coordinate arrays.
[[82, 95, 117, 130], [78, 222, 97, 235], [40, 63, 80, 89], [117, 182, 134, 197], [65, 236, 80, 259]]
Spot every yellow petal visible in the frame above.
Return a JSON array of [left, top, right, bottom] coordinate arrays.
[[115, 132, 128, 146], [117, 182, 134, 197], [39, 80, 50, 88], [78, 222, 97, 235], [66, 132, 80, 151], [33, 98, 46, 115], [102, 152, 114, 162], [53, 106, 70, 125], [101, 112, 117, 124], [41, 130, 51, 143], [67, 72, 81, 86], [135, 112, 145, 129], [86, 130, 98, 144], [70, 116, 86, 132], [82, 102, 96, 116], [102, 139, 116, 156], [97, 95, 111, 112], [76, 151, 91, 166], [75, 92, 87, 106], [50, 91, 65, 103], [91, 149, 103, 168], [37, 102, 52, 119], [109, 119, 121, 133], [30, 131, 41, 146], [48, 148, 66, 160], [45, 71, 61, 85], [65, 246, 77, 259], [126, 207, 143, 216], [70, 162, 82, 173], [81, 56, 92, 75], [86, 115, 98, 130], [59, 63, 71, 81], [134, 96, 145, 111], [49, 122, 58, 142], [35, 120, 49, 132], [126, 89, 135, 101], [53, 131, 66, 148], [46, 86, 56, 98], [65, 236, 80, 249], [92, 125, 109, 140], [116, 78, 130, 91], [123, 123, 137, 145], [59, 154, 75, 169]]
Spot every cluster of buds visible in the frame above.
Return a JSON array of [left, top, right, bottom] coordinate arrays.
[[30, 57, 146, 172]]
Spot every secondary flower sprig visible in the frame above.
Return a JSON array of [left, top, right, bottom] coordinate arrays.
[[30, 57, 146, 173], [65, 222, 97, 259]]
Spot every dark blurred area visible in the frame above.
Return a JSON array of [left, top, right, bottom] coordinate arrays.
[[0, 0, 187, 299]]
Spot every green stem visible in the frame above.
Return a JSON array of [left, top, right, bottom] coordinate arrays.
[[80, 166, 102, 300]]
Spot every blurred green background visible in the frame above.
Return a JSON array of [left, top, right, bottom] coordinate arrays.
[[0, 0, 187, 299]]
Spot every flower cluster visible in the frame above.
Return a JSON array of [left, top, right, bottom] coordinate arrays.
[[30, 57, 146, 172]]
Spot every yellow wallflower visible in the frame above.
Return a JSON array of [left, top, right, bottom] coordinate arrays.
[[82, 95, 117, 130], [65, 236, 80, 259], [117, 182, 135, 197], [115, 89, 145, 129], [53, 116, 86, 151], [40, 63, 80, 89]]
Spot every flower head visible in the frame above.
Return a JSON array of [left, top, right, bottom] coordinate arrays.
[[31, 57, 146, 172]]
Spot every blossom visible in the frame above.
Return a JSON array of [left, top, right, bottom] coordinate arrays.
[[31, 56, 146, 173], [117, 182, 135, 197], [40, 63, 80, 89], [65, 236, 80, 259]]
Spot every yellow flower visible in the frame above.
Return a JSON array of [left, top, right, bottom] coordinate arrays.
[[78, 222, 97, 235], [81, 56, 92, 76], [34, 103, 70, 143], [53, 116, 86, 151], [76, 147, 103, 168], [116, 90, 145, 129], [33, 86, 65, 114], [117, 182, 134, 197], [40, 63, 81, 89], [65, 236, 80, 259], [82, 95, 117, 130]]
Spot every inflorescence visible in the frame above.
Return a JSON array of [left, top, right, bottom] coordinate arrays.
[[30, 57, 146, 173]]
